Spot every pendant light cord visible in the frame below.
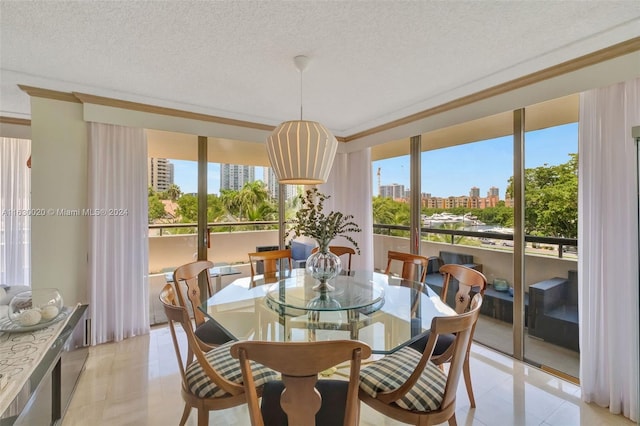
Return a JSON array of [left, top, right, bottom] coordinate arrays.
[[299, 67, 304, 120]]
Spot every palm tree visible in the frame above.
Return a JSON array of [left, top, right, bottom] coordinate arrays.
[[237, 181, 270, 220], [166, 184, 182, 201]]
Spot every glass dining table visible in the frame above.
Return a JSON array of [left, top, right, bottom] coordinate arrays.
[[199, 269, 456, 354]]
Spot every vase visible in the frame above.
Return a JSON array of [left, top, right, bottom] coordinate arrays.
[[306, 248, 342, 291]]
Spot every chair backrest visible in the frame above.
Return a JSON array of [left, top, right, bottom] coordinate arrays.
[[230, 340, 372, 426], [248, 249, 293, 286], [172, 260, 215, 327], [384, 250, 429, 282], [159, 284, 245, 398], [311, 246, 356, 274], [439, 264, 487, 314], [376, 294, 483, 411]]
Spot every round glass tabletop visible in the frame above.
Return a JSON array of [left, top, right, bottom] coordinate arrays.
[[265, 273, 385, 315]]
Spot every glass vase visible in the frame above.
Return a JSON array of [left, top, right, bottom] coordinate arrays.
[[306, 248, 342, 291]]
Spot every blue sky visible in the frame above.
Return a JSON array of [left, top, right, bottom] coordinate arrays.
[[374, 123, 578, 198], [172, 123, 577, 198]]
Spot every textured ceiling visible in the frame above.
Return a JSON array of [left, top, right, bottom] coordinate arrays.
[[1, 1, 638, 136]]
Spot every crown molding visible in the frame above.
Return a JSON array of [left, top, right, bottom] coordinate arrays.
[[72, 92, 276, 132], [0, 116, 31, 126], [18, 85, 81, 103]]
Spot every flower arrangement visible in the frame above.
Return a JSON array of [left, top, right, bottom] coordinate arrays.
[[287, 188, 361, 254]]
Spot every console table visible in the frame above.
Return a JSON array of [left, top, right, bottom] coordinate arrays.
[[0, 304, 88, 426]]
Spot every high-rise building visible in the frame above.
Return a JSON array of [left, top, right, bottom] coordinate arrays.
[[487, 186, 499, 198], [148, 158, 174, 192], [221, 164, 255, 191], [263, 167, 297, 200], [380, 183, 405, 200], [469, 186, 480, 197]]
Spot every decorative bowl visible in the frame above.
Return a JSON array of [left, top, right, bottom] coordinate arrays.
[[493, 278, 509, 292], [7, 288, 64, 327]]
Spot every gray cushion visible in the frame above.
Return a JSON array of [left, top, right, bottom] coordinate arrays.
[[408, 331, 456, 356], [185, 341, 278, 398], [194, 319, 233, 345], [359, 346, 446, 412]]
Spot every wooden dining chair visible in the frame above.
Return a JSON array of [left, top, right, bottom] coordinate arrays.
[[248, 249, 293, 287], [384, 250, 430, 283], [159, 284, 278, 426], [230, 340, 372, 426], [359, 294, 483, 425], [311, 245, 356, 274], [172, 260, 233, 348], [408, 263, 487, 408]]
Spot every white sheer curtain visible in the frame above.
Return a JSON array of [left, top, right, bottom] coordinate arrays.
[[88, 123, 149, 344], [319, 148, 373, 271], [578, 77, 639, 422], [0, 137, 31, 286]]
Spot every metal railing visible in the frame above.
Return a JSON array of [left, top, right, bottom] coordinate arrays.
[[148, 221, 577, 259], [149, 221, 278, 236], [373, 223, 577, 259]]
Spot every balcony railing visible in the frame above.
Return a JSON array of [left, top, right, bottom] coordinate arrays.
[[373, 223, 577, 259], [149, 220, 278, 236]]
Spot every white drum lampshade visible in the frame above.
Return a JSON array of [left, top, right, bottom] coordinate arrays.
[[266, 119, 338, 184]]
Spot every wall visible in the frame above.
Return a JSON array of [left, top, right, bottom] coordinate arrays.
[[148, 229, 278, 273], [30, 98, 88, 305]]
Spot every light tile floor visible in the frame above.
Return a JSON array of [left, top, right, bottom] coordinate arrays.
[[62, 325, 634, 426]]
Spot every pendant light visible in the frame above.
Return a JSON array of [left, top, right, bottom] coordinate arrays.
[[266, 55, 338, 184]]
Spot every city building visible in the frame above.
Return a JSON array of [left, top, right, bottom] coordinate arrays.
[[147, 157, 174, 192], [379, 183, 405, 200], [220, 164, 255, 191], [263, 167, 298, 201]]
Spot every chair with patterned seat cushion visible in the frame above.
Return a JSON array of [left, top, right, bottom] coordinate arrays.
[[359, 294, 482, 425], [172, 260, 234, 349], [409, 263, 487, 408], [231, 340, 371, 426], [159, 284, 278, 426]]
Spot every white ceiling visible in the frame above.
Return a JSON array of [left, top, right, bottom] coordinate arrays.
[[1, 1, 638, 137]]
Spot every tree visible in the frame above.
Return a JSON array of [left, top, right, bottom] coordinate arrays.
[[506, 154, 577, 238], [176, 193, 198, 222], [166, 184, 182, 201], [236, 181, 270, 220], [148, 193, 166, 223]]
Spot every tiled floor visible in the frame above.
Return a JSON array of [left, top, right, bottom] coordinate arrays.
[[61, 325, 634, 426]]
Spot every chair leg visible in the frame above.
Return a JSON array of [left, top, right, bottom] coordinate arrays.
[[197, 408, 209, 426], [463, 357, 476, 408], [448, 413, 458, 425], [179, 403, 190, 426]]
